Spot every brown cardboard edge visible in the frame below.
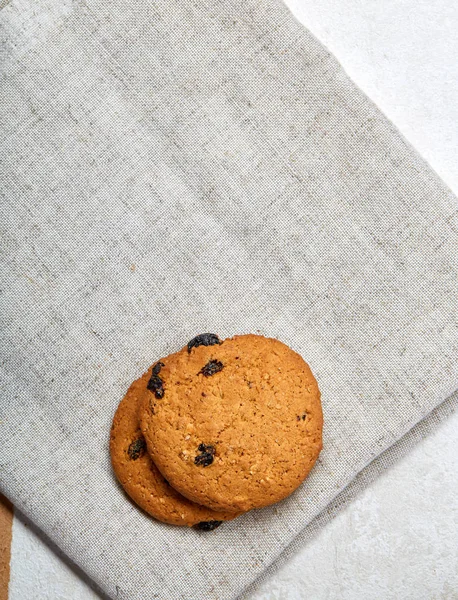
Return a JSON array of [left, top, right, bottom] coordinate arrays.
[[0, 494, 13, 600]]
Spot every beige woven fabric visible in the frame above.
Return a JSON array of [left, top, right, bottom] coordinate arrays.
[[1, 0, 457, 599]]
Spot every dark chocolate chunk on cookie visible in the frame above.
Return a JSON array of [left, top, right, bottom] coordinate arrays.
[[193, 520, 222, 531], [127, 438, 146, 460], [187, 333, 221, 353], [147, 361, 165, 399], [199, 360, 224, 377], [194, 444, 216, 467]]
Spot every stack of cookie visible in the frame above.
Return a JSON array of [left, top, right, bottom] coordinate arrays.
[[110, 334, 322, 530]]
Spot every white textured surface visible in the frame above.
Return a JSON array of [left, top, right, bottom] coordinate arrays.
[[10, 518, 100, 600], [6, 0, 458, 598], [285, 0, 458, 191]]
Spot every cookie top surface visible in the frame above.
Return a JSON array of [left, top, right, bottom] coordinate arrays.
[[139, 334, 323, 512], [110, 371, 239, 527]]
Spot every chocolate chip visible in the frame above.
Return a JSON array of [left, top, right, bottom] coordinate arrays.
[[198, 360, 224, 377], [152, 361, 164, 376], [193, 520, 222, 531], [194, 443, 216, 467], [127, 438, 146, 460], [147, 362, 165, 399], [187, 333, 221, 353], [296, 415, 301, 421], [302, 414, 306, 421]]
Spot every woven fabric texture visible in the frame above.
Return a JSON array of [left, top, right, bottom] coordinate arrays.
[[1, 1, 457, 598]]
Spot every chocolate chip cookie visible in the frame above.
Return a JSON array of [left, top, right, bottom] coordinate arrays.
[[139, 334, 322, 513], [110, 370, 239, 527]]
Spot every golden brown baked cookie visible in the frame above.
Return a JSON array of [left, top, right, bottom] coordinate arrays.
[[139, 334, 322, 513], [110, 370, 239, 527]]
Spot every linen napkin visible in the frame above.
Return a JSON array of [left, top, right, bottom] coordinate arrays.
[[1, 0, 457, 599]]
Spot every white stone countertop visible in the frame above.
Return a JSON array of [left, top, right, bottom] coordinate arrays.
[[7, 0, 458, 598]]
